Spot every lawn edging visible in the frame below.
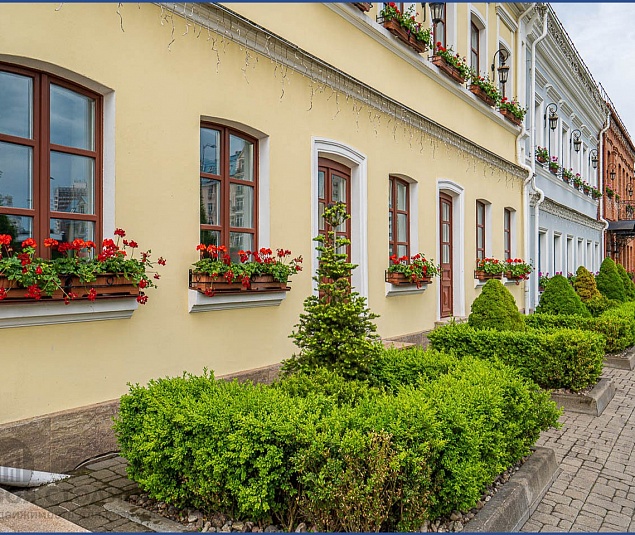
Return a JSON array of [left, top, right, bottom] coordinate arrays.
[[468, 447, 558, 532], [550, 377, 616, 416]]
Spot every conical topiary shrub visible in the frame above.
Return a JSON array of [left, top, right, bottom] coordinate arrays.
[[574, 266, 613, 316], [468, 278, 525, 331], [596, 257, 626, 303], [536, 274, 590, 317], [616, 263, 635, 301]]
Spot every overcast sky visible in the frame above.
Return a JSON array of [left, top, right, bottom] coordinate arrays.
[[551, 3, 635, 137]]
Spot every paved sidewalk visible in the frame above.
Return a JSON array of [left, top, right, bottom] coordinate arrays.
[[521, 366, 635, 532], [9, 456, 151, 532]]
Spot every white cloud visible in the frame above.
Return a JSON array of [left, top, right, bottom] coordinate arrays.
[[552, 3, 635, 135]]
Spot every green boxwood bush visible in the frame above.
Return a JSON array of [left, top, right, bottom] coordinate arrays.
[[536, 274, 590, 317], [115, 351, 560, 531], [617, 262, 635, 301], [468, 279, 525, 331], [428, 323, 604, 391], [596, 257, 626, 303]]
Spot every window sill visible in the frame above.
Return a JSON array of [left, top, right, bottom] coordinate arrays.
[[0, 297, 138, 329], [385, 283, 427, 297], [188, 289, 288, 312]]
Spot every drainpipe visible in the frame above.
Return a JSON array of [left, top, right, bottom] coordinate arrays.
[[517, 3, 537, 315], [528, 4, 549, 311], [598, 113, 611, 260], [0, 466, 70, 488]]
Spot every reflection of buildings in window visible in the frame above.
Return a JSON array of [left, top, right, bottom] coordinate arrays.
[[200, 179, 219, 225], [230, 185, 246, 227], [230, 149, 246, 179], [0, 194, 13, 207], [53, 182, 88, 214]]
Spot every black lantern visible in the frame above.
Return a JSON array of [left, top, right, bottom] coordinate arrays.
[[627, 182, 633, 198], [589, 149, 598, 169], [491, 49, 510, 87], [544, 103, 558, 131], [570, 130, 582, 153], [429, 2, 445, 24], [608, 162, 616, 182]]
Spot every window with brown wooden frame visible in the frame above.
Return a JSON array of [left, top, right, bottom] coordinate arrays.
[[0, 63, 102, 255], [476, 200, 486, 260], [200, 124, 258, 259], [504, 208, 512, 260], [389, 176, 409, 258], [470, 21, 480, 73]]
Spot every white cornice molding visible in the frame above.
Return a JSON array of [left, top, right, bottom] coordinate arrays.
[[156, 2, 526, 179], [495, 3, 518, 32], [541, 198, 605, 231]]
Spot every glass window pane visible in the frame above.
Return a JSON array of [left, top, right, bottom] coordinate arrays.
[[0, 215, 32, 246], [442, 223, 449, 242], [0, 141, 32, 209], [50, 84, 94, 151], [230, 184, 253, 228], [442, 202, 450, 220], [332, 174, 347, 204], [397, 182, 407, 211], [318, 171, 325, 200], [477, 204, 484, 225], [388, 211, 393, 242], [201, 128, 221, 174], [504, 210, 511, 231], [477, 229, 484, 249], [389, 243, 393, 257], [229, 135, 254, 182], [229, 232, 253, 259], [442, 243, 450, 264], [50, 151, 95, 214], [0, 71, 32, 139], [200, 178, 221, 226], [318, 202, 325, 231], [50, 218, 94, 244], [397, 244, 408, 258], [200, 230, 220, 247], [389, 181, 393, 209], [397, 213, 407, 242]]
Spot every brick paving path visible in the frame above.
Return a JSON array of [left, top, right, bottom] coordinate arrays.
[[521, 366, 635, 532], [12, 456, 151, 532]]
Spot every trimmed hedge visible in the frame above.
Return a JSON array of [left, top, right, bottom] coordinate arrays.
[[525, 308, 635, 354], [428, 323, 604, 391], [536, 274, 590, 317], [596, 257, 626, 303], [115, 351, 560, 531]]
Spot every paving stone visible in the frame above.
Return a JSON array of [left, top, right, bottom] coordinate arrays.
[[90, 469, 119, 481], [85, 457, 122, 471], [587, 493, 623, 513], [76, 514, 111, 530], [72, 489, 115, 506], [603, 511, 632, 528]]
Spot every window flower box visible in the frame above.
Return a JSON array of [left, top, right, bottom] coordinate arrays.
[[504, 272, 526, 283], [382, 19, 427, 53], [469, 84, 496, 107], [535, 146, 549, 164], [431, 51, 468, 84], [385, 271, 431, 286], [474, 270, 503, 281], [499, 107, 522, 126], [0, 231, 163, 305], [353, 2, 372, 12], [190, 245, 301, 297]]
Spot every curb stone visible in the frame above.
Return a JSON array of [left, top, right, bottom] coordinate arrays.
[[103, 498, 191, 532], [468, 447, 558, 532], [550, 377, 615, 416], [604, 347, 635, 370]]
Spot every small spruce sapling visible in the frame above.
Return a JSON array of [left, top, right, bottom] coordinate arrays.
[[283, 203, 382, 380]]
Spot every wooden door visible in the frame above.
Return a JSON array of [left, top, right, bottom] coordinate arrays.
[[440, 193, 453, 318]]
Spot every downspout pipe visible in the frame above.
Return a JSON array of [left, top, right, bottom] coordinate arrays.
[[0, 466, 70, 488], [598, 113, 611, 258], [517, 3, 537, 315], [529, 5, 548, 311]]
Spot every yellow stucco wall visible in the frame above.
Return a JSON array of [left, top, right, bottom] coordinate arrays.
[[0, 3, 526, 423]]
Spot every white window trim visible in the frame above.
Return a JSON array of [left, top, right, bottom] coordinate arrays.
[[437, 180, 465, 318], [312, 138, 368, 297], [0, 299, 138, 329], [188, 289, 287, 313]]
